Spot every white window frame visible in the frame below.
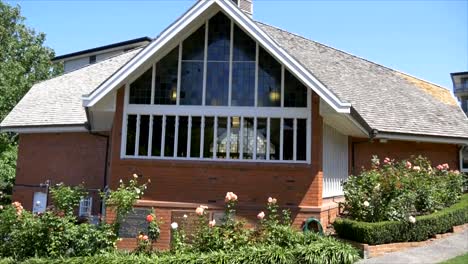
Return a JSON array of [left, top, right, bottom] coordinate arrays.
[[121, 15, 312, 164], [79, 197, 93, 217]]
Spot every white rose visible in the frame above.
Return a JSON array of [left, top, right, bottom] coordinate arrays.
[[171, 222, 179, 229], [363, 201, 370, 207], [183, 214, 188, 219], [408, 216, 416, 224]]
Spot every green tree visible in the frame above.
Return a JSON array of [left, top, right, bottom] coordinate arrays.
[[0, 1, 62, 204]]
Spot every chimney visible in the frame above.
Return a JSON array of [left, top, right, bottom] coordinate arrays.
[[232, 0, 253, 16]]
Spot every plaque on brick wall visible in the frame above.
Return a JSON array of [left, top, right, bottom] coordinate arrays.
[[119, 208, 151, 238]]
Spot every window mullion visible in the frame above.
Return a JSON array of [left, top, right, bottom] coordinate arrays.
[[202, 20, 208, 106], [280, 118, 284, 161], [281, 65, 285, 108], [147, 115, 153, 157], [161, 115, 166, 157], [151, 64, 156, 105], [200, 116, 205, 158], [254, 43, 259, 107], [187, 116, 192, 158], [253, 117, 257, 160], [227, 116, 231, 159], [228, 20, 234, 107], [293, 118, 297, 161], [135, 114, 141, 156], [266, 117, 270, 161], [176, 43, 182, 105], [213, 116, 218, 159], [174, 116, 179, 158], [240, 116, 244, 160]]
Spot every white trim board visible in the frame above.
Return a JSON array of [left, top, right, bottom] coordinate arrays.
[[81, 0, 351, 114], [375, 132, 468, 145], [0, 125, 87, 134]]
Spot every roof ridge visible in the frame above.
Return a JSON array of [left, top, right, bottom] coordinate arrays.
[[255, 20, 450, 92]]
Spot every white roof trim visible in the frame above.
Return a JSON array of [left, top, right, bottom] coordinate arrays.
[[375, 132, 468, 145], [0, 125, 87, 134], [82, 0, 351, 113]]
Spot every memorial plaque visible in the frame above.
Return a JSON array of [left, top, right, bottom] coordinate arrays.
[[119, 208, 152, 238]]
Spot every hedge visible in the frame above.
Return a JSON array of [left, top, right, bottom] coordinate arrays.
[[333, 194, 468, 245], [0, 237, 360, 264]]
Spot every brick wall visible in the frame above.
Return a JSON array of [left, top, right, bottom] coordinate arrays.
[[13, 132, 107, 214]]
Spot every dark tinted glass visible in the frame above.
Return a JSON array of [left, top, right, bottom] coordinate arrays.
[[180, 62, 203, 105], [155, 47, 179, 105], [463, 148, 468, 169], [206, 62, 229, 106], [177, 116, 188, 157], [243, 118, 254, 159], [151, 116, 163, 157], [283, 119, 294, 160], [269, 118, 280, 160], [233, 25, 255, 61], [164, 116, 175, 157], [258, 48, 281, 107], [207, 12, 230, 61], [129, 68, 152, 104], [125, 115, 137, 155], [138, 115, 150, 156], [216, 117, 228, 159], [203, 117, 214, 158], [232, 62, 255, 106], [182, 25, 205, 61], [284, 70, 307, 107], [190, 117, 202, 158], [297, 119, 307, 161], [257, 118, 267, 160]]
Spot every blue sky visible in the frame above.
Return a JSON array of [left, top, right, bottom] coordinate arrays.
[[7, 0, 468, 90]]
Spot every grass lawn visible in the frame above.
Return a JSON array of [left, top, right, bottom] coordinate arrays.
[[440, 253, 468, 264]]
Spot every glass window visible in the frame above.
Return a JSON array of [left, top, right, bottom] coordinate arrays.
[[207, 13, 230, 61], [206, 62, 229, 106], [258, 48, 281, 107], [138, 115, 150, 156], [203, 117, 215, 158], [126, 115, 137, 155], [269, 118, 281, 160], [164, 116, 175, 157], [283, 119, 294, 160], [182, 25, 205, 61], [243, 118, 254, 159], [129, 68, 152, 104], [284, 70, 307, 108], [233, 25, 255, 62], [228, 117, 241, 159], [297, 119, 307, 161], [79, 197, 93, 217], [462, 147, 468, 170], [190, 117, 202, 158], [155, 47, 179, 105], [180, 62, 203, 105], [232, 62, 255, 106], [256, 118, 267, 160], [151, 116, 163, 157], [177, 117, 188, 157], [216, 117, 228, 159]]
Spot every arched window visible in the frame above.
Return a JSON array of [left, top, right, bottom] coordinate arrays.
[[124, 12, 310, 163]]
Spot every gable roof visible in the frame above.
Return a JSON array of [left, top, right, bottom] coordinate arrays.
[[256, 22, 468, 140]]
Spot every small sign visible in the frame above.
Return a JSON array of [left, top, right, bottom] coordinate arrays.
[[119, 208, 151, 238], [32, 192, 47, 214]]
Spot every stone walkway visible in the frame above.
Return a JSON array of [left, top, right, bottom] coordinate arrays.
[[357, 230, 468, 264]]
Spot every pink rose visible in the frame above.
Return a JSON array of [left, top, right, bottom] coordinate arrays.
[[442, 163, 449, 170], [195, 207, 205, 216], [268, 197, 273, 203], [384, 157, 391, 164], [209, 219, 216, 227], [436, 165, 444, 170], [143, 235, 149, 241], [405, 161, 412, 169], [257, 211, 265, 220], [412, 166, 421, 172], [453, 170, 460, 175], [225, 192, 238, 202]]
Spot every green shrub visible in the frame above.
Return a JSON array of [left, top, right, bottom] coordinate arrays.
[[334, 194, 468, 245], [343, 156, 463, 222]]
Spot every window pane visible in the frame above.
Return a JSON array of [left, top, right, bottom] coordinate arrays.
[[190, 117, 202, 158], [206, 62, 229, 106], [229, 117, 241, 159], [180, 62, 203, 105], [207, 12, 230, 61], [297, 119, 307, 161], [258, 48, 281, 107], [203, 117, 214, 158], [125, 115, 137, 155], [155, 47, 179, 105], [182, 25, 205, 61], [284, 70, 307, 108], [257, 118, 267, 160], [243, 118, 254, 159], [164, 116, 175, 157], [283, 119, 294, 160], [232, 62, 255, 106], [270, 118, 280, 160], [233, 25, 255, 62], [463, 148, 468, 169], [151, 116, 163, 157], [129, 68, 152, 104], [138, 115, 150, 156], [177, 117, 188, 157], [216, 117, 228, 159]]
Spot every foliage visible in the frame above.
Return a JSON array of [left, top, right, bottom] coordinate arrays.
[[343, 156, 463, 222], [104, 174, 149, 235], [334, 194, 468, 245], [134, 212, 162, 254], [49, 183, 86, 216], [0, 1, 63, 205]]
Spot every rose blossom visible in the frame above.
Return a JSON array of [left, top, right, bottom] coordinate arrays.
[[384, 157, 391, 164], [436, 165, 444, 170], [363, 201, 370, 207], [195, 207, 205, 216], [171, 222, 179, 229], [442, 163, 449, 170], [268, 197, 273, 203], [209, 219, 216, 228], [146, 214, 154, 223], [408, 216, 416, 224], [225, 192, 238, 202], [200, 205, 208, 210], [412, 166, 421, 172], [143, 235, 149, 241], [257, 211, 265, 220], [405, 161, 412, 169], [183, 214, 188, 219], [133, 173, 139, 179]]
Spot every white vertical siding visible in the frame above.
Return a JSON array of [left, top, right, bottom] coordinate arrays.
[[322, 124, 348, 198]]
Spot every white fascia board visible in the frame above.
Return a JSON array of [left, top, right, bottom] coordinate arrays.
[[82, 0, 351, 114], [375, 132, 468, 145], [0, 125, 87, 134]]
